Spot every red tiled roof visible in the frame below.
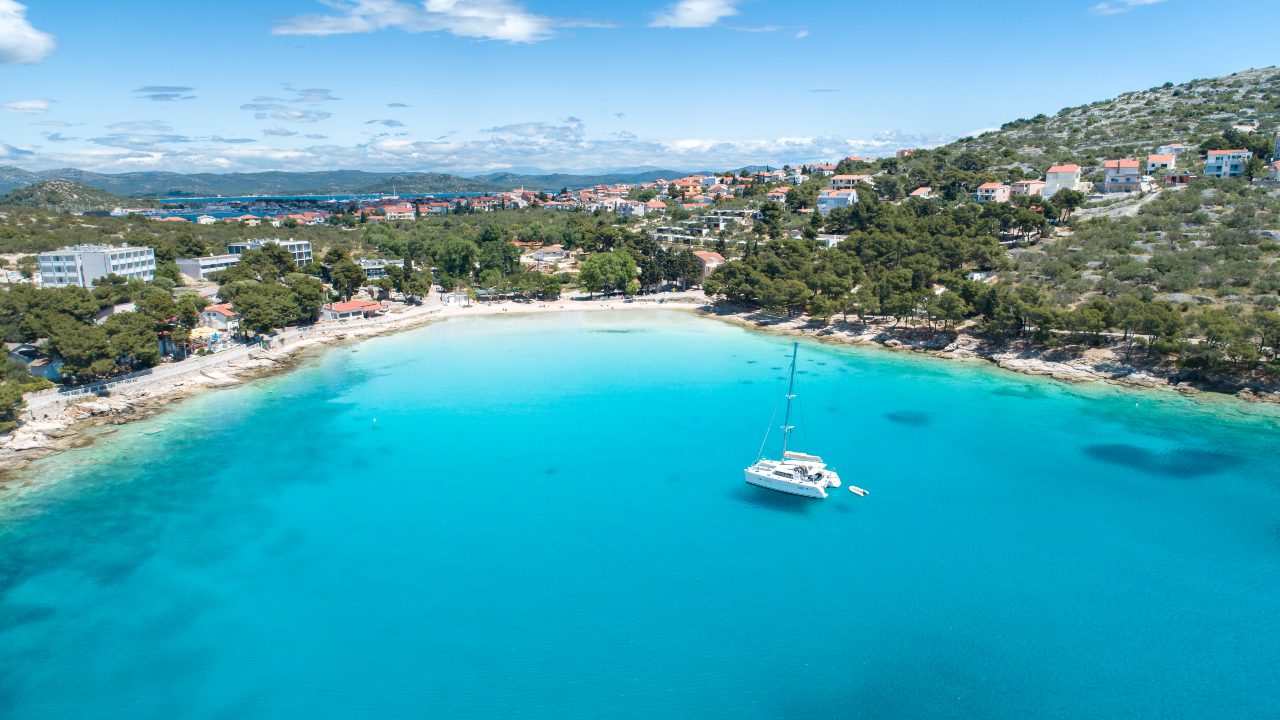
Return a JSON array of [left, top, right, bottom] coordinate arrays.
[[1147, 154, 1175, 163], [1104, 159, 1140, 169], [325, 300, 383, 313], [1206, 149, 1248, 156], [977, 182, 1006, 190], [203, 303, 235, 317], [693, 251, 725, 263], [1047, 164, 1080, 173]]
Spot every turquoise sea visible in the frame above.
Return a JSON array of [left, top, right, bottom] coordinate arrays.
[[1, 310, 1278, 719]]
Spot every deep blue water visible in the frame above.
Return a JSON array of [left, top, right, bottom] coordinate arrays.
[[2, 311, 1278, 719]]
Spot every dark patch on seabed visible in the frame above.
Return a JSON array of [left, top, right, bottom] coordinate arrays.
[[885, 410, 931, 426], [0, 603, 57, 632], [1083, 443, 1242, 478], [990, 383, 1047, 399]]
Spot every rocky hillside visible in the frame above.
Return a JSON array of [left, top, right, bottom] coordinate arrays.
[[950, 66, 1280, 174], [0, 180, 142, 213]]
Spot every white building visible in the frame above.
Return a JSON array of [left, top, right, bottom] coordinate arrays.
[[38, 244, 156, 288], [227, 238, 313, 266], [615, 200, 647, 218], [359, 258, 391, 279], [196, 215, 217, 225], [200, 303, 239, 333], [816, 188, 857, 215], [1044, 164, 1086, 197], [177, 254, 241, 281], [1156, 143, 1190, 156], [1203, 149, 1252, 178]]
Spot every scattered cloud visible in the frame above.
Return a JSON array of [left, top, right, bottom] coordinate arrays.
[[387, 102, 409, 108], [732, 24, 782, 33], [283, 85, 340, 103], [1089, 0, 1164, 15], [134, 85, 197, 102], [0, 142, 35, 160], [30, 119, 78, 128], [808, 88, 838, 93], [89, 121, 193, 150], [7, 115, 957, 176], [794, 29, 809, 39], [1, 98, 51, 113], [240, 98, 332, 123], [366, 118, 406, 127], [651, 0, 740, 28], [484, 119, 585, 143], [272, 0, 587, 44], [613, 112, 626, 119], [0, 1, 54, 64]]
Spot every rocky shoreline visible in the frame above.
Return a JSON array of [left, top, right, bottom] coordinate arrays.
[[697, 304, 1280, 405]]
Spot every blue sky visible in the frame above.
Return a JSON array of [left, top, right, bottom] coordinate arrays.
[[1, 0, 1277, 174]]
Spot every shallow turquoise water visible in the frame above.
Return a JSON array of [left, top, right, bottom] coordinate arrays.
[[2, 311, 1278, 719]]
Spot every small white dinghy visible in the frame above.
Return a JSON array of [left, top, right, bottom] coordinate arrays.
[[848, 485, 870, 497]]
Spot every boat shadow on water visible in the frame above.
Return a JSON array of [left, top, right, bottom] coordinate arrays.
[[730, 485, 815, 514]]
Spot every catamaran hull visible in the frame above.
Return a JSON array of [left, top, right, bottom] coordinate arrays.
[[744, 471, 828, 499]]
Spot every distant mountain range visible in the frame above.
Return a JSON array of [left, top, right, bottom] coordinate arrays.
[[0, 166, 699, 199]]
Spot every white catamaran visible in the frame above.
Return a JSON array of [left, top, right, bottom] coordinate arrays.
[[744, 342, 843, 499]]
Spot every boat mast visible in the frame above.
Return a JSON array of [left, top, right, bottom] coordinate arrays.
[[781, 342, 797, 455]]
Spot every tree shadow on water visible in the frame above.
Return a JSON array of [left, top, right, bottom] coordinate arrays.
[[1083, 443, 1242, 478]]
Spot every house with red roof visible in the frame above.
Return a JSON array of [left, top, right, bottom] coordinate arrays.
[[909, 186, 933, 199], [1103, 159, 1143, 193], [1044, 164, 1085, 197], [200, 303, 239, 333], [1010, 179, 1045, 197], [321, 299, 384, 322], [1146, 154, 1176, 173], [1203, 149, 1252, 178], [974, 182, 1011, 204], [817, 188, 857, 214], [692, 250, 726, 277], [830, 174, 873, 190]]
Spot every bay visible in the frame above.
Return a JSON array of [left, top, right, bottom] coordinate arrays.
[[1, 310, 1278, 719]]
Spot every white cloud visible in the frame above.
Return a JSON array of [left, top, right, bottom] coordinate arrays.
[[240, 98, 332, 123], [794, 29, 808, 39], [263, 125, 299, 137], [1089, 0, 1164, 15], [134, 86, 197, 102], [0, 1, 53, 64], [9, 120, 958, 175], [1, 98, 51, 113], [272, 0, 565, 43], [651, 0, 740, 28]]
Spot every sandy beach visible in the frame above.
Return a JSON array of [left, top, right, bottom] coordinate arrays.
[[0, 292, 709, 474]]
